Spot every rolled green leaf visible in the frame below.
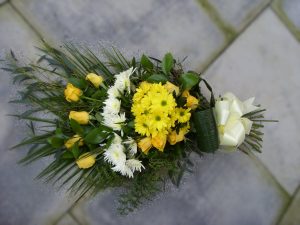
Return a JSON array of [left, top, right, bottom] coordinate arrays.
[[192, 109, 219, 153]]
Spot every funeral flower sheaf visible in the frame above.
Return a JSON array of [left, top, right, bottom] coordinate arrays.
[[5, 43, 272, 214], [62, 66, 259, 178]]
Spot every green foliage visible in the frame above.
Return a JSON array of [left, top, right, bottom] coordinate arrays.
[[84, 127, 111, 144], [239, 109, 275, 154], [162, 52, 174, 75], [146, 74, 168, 83], [140, 54, 154, 70], [179, 72, 200, 90]]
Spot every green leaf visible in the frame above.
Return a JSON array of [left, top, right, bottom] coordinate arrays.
[[48, 136, 64, 148], [71, 143, 80, 158], [179, 72, 200, 90], [91, 89, 106, 99], [70, 119, 84, 135], [146, 74, 168, 84], [84, 128, 109, 144], [55, 128, 65, 139], [62, 151, 74, 159], [162, 53, 174, 75], [140, 54, 153, 70], [69, 77, 87, 89], [95, 113, 103, 123]]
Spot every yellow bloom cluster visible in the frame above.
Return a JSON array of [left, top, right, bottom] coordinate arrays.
[[132, 82, 193, 152]]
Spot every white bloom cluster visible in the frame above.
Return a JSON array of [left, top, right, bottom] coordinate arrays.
[[102, 67, 134, 131], [102, 67, 143, 178], [104, 134, 144, 178]]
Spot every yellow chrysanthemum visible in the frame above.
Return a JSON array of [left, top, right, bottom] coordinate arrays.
[[133, 81, 151, 103], [135, 115, 151, 136], [176, 108, 191, 123], [150, 83, 169, 95], [150, 91, 176, 113], [132, 82, 193, 152], [148, 110, 171, 132], [139, 81, 151, 92]]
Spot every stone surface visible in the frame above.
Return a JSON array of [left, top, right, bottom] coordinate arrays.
[[0, 4, 40, 145], [281, 0, 300, 30], [204, 9, 300, 194], [82, 152, 288, 225], [52, 214, 78, 225], [11, 0, 225, 70], [278, 187, 300, 225], [0, 5, 75, 225], [206, 0, 270, 31]]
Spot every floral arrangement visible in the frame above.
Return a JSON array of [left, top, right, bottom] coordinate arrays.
[[3, 42, 274, 214]]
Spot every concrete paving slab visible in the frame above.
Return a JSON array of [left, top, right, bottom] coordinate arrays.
[[11, 0, 225, 70], [0, 5, 75, 225], [198, 0, 270, 31], [204, 9, 300, 194], [79, 152, 288, 225]]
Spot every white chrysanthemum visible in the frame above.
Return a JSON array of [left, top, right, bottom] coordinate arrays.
[[107, 86, 121, 98], [125, 159, 144, 172], [103, 97, 121, 114], [103, 113, 126, 131], [104, 143, 126, 165], [112, 164, 134, 178], [112, 133, 122, 144], [114, 67, 134, 93], [124, 137, 137, 156]]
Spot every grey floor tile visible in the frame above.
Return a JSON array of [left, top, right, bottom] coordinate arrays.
[[0, 5, 75, 225], [11, 0, 225, 70], [79, 152, 288, 225], [201, 0, 270, 31], [204, 9, 300, 194]]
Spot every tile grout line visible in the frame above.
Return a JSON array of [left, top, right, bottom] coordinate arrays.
[[248, 152, 290, 198], [68, 211, 86, 225], [275, 186, 300, 225], [8, 0, 44, 40], [248, 152, 292, 225], [199, 0, 273, 74], [271, 0, 300, 42], [0, 0, 8, 7], [196, 0, 237, 42]]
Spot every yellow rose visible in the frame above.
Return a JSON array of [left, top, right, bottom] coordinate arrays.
[[76, 153, 96, 169], [64, 134, 84, 149], [86, 73, 104, 88], [151, 133, 167, 152], [138, 137, 152, 154], [175, 129, 185, 143], [186, 95, 199, 109], [164, 81, 179, 96], [69, 111, 89, 125], [167, 131, 177, 145], [181, 90, 190, 98], [64, 83, 82, 102]]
